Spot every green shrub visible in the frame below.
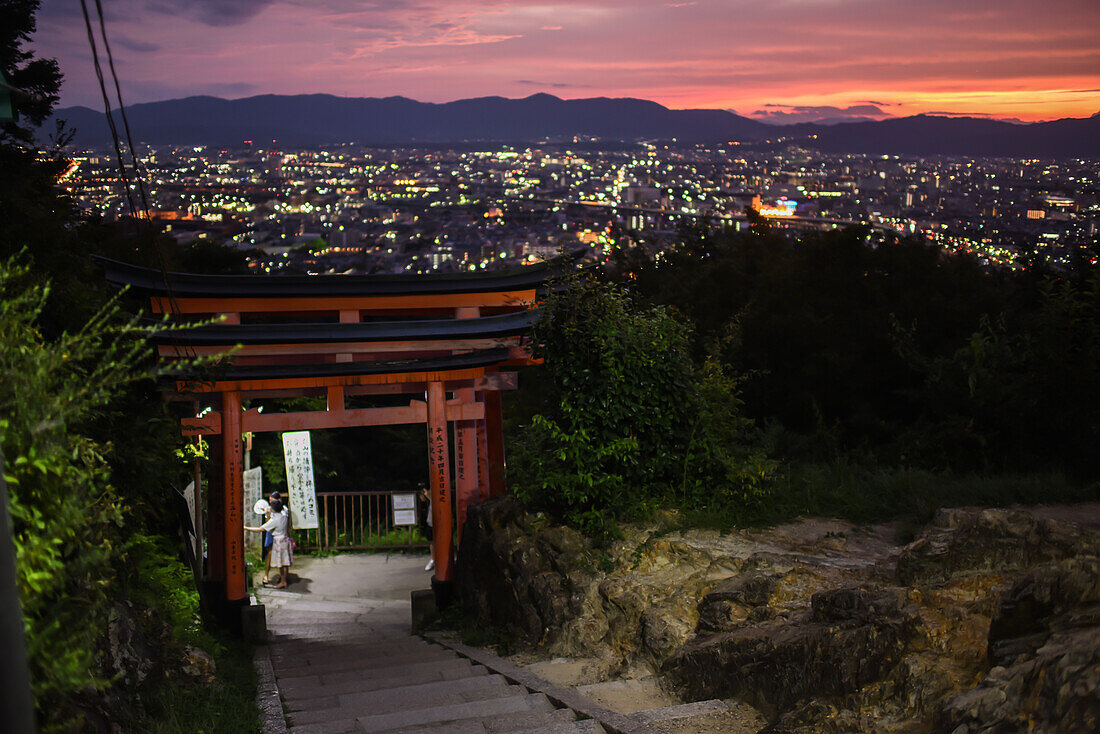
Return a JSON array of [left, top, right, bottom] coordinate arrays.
[[0, 256, 157, 730], [513, 278, 773, 537]]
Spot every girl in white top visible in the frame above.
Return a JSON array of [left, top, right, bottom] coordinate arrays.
[[246, 498, 291, 588]]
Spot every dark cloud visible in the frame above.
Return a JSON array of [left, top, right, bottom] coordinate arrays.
[[924, 111, 1035, 123], [751, 104, 893, 125], [516, 80, 594, 89], [146, 0, 278, 26], [39, 0, 277, 27], [861, 99, 894, 106], [113, 36, 161, 54]]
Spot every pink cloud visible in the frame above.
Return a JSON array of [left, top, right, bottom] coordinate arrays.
[[32, 0, 1100, 121]]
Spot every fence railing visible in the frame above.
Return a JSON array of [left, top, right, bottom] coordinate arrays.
[[294, 491, 429, 552]]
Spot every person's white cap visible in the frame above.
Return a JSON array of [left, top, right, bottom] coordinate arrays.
[[253, 499, 270, 516]]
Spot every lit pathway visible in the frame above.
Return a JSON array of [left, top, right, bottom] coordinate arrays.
[[253, 554, 613, 734]]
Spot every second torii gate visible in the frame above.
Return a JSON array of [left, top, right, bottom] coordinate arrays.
[[100, 257, 561, 616]]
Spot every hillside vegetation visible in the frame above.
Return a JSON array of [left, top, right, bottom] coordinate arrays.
[[508, 224, 1100, 538]]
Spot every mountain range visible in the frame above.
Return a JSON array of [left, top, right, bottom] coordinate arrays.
[[53, 93, 1100, 158]]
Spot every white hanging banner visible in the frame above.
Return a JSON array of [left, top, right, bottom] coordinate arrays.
[[281, 431, 319, 529], [182, 481, 198, 559], [242, 467, 263, 546]]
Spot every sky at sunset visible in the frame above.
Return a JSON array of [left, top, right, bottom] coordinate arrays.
[[35, 0, 1100, 123]]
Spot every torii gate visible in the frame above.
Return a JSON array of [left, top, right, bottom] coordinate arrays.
[[100, 257, 558, 619]]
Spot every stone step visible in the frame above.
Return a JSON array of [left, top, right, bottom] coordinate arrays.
[[264, 598, 377, 614], [270, 640, 442, 666], [288, 693, 561, 734], [267, 616, 374, 628], [498, 719, 605, 734], [269, 623, 377, 636], [354, 692, 557, 733], [288, 705, 581, 734], [288, 683, 533, 727], [274, 648, 457, 678], [267, 607, 373, 619], [280, 661, 486, 701], [287, 673, 511, 714], [280, 658, 480, 692], [271, 630, 380, 643], [270, 637, 439, 659], [370, 709, 602, 734]]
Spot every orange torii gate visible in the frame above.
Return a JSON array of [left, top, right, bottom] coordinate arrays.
[[101, 257, 560, 620]]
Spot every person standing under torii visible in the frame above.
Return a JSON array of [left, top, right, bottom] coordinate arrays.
[[246, 497, 291, 588]]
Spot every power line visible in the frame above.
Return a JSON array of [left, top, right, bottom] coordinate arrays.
[[92, 0, 150, 219], [78, 0, 136, 218], [78, 0, 193, 355]]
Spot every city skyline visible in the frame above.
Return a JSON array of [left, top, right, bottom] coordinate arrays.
[[36, 0, 1100, 124]]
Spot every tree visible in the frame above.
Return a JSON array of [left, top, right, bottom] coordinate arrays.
[[0, 257, 158, 731], [511, 276, 774, 534], [511, 278, 695, 535], [0, 0, 62, 144]]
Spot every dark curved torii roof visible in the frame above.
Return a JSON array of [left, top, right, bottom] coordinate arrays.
[[175, 347, 513, 382], [96, 254, 575, 297], [153, 309, 537, 346]]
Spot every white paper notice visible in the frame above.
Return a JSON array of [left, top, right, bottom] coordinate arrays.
[[393, 492, 417, 526], [281, 431, 319, 529], [393, 509, 417, 526], [242, 467, 262, 546], [392, 493, 416, 510]]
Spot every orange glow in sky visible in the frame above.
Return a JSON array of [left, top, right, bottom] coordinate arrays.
[[36, 0, 1100, 123]]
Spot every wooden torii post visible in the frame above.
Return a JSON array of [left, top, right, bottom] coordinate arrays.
[[101, 258, 557, 620]]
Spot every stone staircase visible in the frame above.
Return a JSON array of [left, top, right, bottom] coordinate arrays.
[[255, 555, 614, 734], [255, 555, 736, 734]]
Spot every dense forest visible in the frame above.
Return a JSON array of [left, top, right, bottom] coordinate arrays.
[[507, 223, 1100, 537]]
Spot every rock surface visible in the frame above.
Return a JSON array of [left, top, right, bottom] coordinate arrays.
[[457, 497, 1100, 732]]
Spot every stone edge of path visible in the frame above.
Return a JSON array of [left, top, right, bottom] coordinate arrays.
[[255, 645, 289, 734], [422, 633, 662, 734]]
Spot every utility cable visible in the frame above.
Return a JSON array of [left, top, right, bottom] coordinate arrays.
[[79, 0, 136, 218], [80, 0, 196, 368], [93, 0, 150, 219]]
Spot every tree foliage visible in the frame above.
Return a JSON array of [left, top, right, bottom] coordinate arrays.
[[0, 257, 161, 730], [610, 223, 1099, 477], [511, 277, 773, 536], [0, 0, 62, 143]]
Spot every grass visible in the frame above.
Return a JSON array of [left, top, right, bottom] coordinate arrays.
[[293, 526, 430, 556], [676, 462, 1099, 530], [125, 636, 260, 734], [115, 535, 262, 734], [417, 603, 515, 657]]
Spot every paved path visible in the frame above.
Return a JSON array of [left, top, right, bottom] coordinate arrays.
[[254, 554, 607, 734]]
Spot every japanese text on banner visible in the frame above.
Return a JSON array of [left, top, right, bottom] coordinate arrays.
[[281, 431, 319, 529], [242, 467, 262, 546]]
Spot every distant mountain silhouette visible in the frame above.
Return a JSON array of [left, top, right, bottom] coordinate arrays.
[[53, 93, 770, 146], [52, 94, 1100, 157], [796, 114, 1100, 158]]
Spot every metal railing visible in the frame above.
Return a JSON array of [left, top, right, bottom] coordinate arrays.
[[294, 491, 429, 552]]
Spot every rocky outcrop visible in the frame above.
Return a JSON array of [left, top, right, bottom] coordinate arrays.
[[896, 508, 1089, 586], [456, 495, 594, 644], [933, 556, 1100, 733], [457, 500, 1100, 731], [106, 602, 161, 689], [670, 586, 919, 718]]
